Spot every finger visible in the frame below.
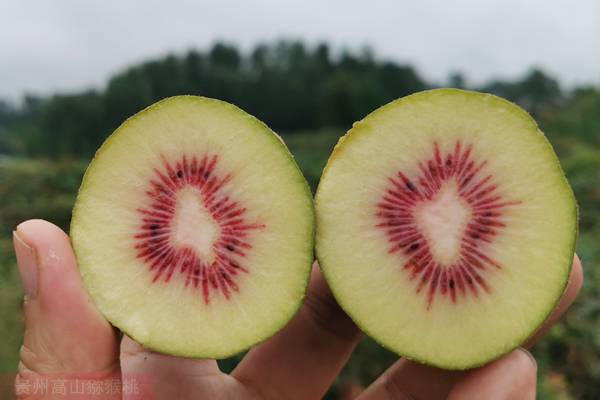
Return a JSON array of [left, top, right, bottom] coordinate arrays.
[[448, 349, 537, 400], [357, 359, 463, 400], [338, 380, 364, 400], [13, 220, 120, 396], [232, 264, 362, 400], [358, 255, 582, 400], [120, 336, 241, 399], [525, 254, 583, 347]]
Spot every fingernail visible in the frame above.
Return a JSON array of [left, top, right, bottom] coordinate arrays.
[[13, 230, 39, 299], [519, 347, 537, 368]]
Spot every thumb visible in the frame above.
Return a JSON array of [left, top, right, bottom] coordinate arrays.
[[13, 220, 120, 398]]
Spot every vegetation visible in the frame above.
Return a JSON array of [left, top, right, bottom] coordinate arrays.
[[0, 40, 598, 399]]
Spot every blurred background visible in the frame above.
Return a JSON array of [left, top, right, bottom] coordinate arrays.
[[0, 1, 599, 398]]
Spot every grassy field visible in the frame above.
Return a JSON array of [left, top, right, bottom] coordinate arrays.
[[0, 129, 598, 399]]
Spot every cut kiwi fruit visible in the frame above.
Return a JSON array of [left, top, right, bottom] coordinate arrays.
[[315, 89, 577, 370], [71, 96, 314, 358]]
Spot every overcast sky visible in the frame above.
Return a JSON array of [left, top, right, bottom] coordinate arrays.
[[1, 0, 599, 102]]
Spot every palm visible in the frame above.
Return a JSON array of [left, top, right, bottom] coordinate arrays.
[[14, 219, 582, 399]]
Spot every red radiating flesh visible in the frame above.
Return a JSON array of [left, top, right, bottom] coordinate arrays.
[[375, 141, 521, 309], [134, 154, 265, 305]]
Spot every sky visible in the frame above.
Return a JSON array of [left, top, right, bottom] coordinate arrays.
[[1, 0, 599, 102]]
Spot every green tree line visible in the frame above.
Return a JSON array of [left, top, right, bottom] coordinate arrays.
[[1, 40, 597, 159]]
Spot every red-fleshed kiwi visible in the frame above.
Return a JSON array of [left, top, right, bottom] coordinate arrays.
[[315, 89, 577, 369], [71, 96, 314, 358]]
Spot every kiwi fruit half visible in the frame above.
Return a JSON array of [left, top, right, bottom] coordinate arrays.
[[71, 96, 314, 358], [315, 88, 577, 369]]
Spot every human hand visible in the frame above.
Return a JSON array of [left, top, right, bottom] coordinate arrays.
[[13, 219, 583, 399]]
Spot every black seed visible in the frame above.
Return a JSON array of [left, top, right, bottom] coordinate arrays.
[[177, 170, 183, 178], [408, 243, 420, 251], [466, 276, 473, 284], [226, 245, 235, 252], [406, 181, 415, 191], [484, 212, 493, 217], [449, 279, 455, 289], [150, 224, 160, 230], [204, 171, 211, 178], [471, 233, 480, 239]]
